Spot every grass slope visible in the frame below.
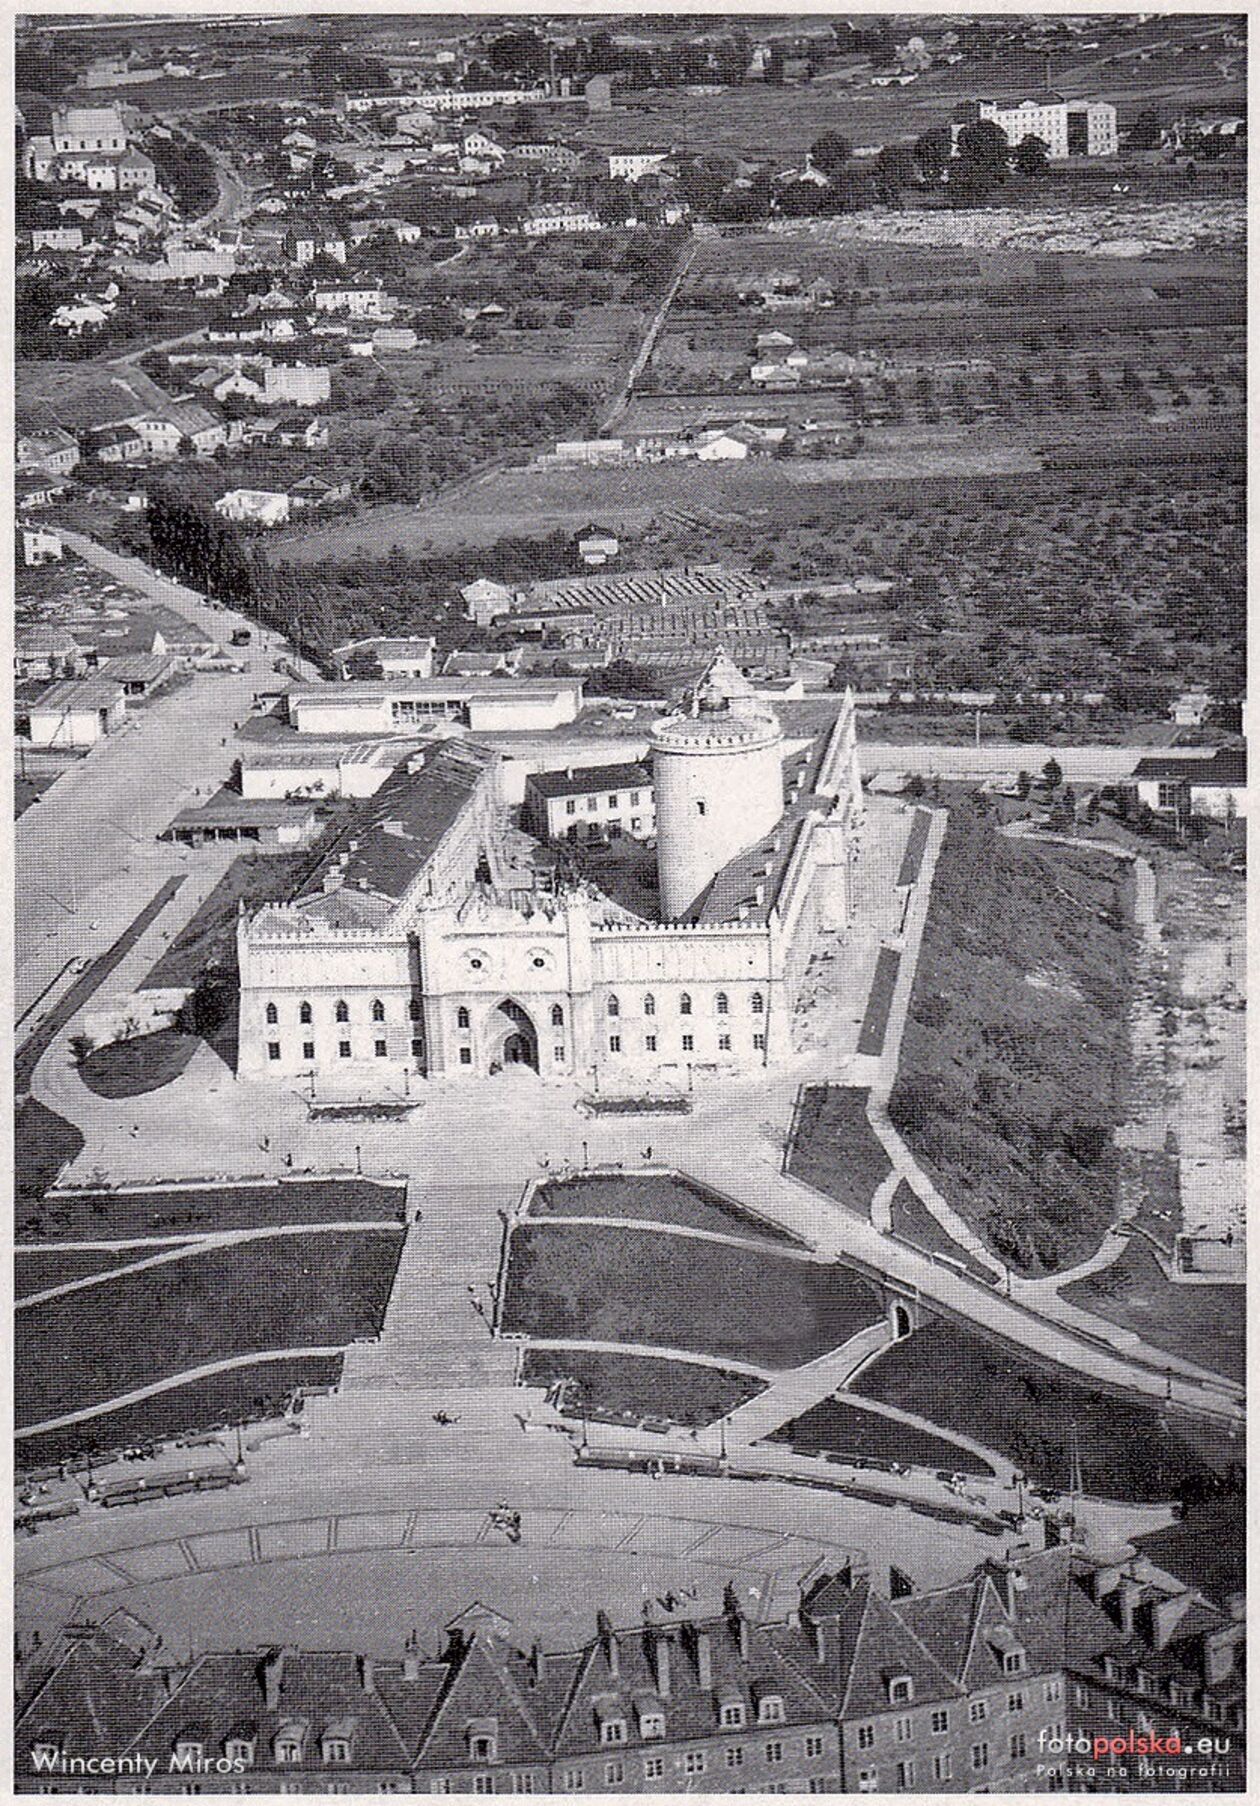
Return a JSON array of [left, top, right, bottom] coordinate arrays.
[[887, 1180, 1000, 1282], [15, 1246, 186, 1300], [852, 1318, 1216, 1503], [16, 1230, 403, 1426], [528, 1173, 805, 1247], [18, 1178, 407, 1243], [890, 806, 1133, 1275], [78, 1030, 200, 1098], [16, 1355, 343, 1472], [787, 1086, 892, 1217], [14, 1099, 83, 1202], [502, 1223, 882, 1370], [1061, 1240, 1245, 1383], [521, 1348, 763, 1428], [770, 1396, 995, 1476]]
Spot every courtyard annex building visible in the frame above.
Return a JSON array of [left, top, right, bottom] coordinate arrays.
[[15, 1548, 1245, 1792], [236, 658, 863, 1088]]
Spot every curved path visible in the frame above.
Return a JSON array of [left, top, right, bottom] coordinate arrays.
[[519, 1337, 775, 1382]]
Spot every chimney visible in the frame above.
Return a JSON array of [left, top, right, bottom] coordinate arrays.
[[653, 1629, 672, 1699], [812, 1620, 827, 1665], [596, 1611, 618, 1679], [692, 1629, 712, 1691], [261, 1648, 286, 1711], [402, 1648, 421, 1682], [359, 1654, 375, 1694]]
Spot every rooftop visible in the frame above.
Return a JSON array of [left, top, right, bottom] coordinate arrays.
[[28, 675, 125, 713], [526, 760, 652, 801]]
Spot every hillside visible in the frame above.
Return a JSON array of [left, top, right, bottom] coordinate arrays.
[[889, 806, 1133, 1275]]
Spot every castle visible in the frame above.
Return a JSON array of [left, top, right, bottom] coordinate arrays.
[[236, 658, 863, 1088]]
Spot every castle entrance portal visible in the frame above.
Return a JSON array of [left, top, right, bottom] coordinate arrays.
[[488, 999, 538, 1073]]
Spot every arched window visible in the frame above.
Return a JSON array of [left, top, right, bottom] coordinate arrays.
[[371, 998, 385, 1023], [335, 999, 349, 1024], [551, 1004, 564, 1027], [457, 1006, 470, 1031], [265, 1002, 278, 1026], [715, 992, 729, 1015], [607, 994, 620, 1018], [299, 1001, 313, 1025], [643, 992, 656, 1017], [751, 991, 765, 1014], [679, 992, 692, 1016]]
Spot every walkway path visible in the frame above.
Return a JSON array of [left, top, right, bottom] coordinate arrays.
[[717, 1324, 891, 1448], [520, 1338, 774, 1382], [17, 1348, 347, 1438]]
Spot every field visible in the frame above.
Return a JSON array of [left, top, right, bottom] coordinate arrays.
[[526, 1171, 805, 1247], [1061, 1239, 1245, 1383], [770, 1395, 995, 1476], [787, 1086, 892, 1216], [851, 1317, 1219, 1503], [889, 805, 1134, 1275], [887, 1181, 999, 1282], [500, 1221, 883, 1370], [520, 1348, 763, 1428], [16, 1230, 404, 1427], [17, 1178, 407, 1244], [15, 1356, 343, 1473]]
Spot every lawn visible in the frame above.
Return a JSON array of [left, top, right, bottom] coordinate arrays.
[[521, 1348, 763, 1428], [500, 1222, 882, 1370], [78, 1029, 200, 1099], [16, 1230, 403, 1427], [889, 805, 1134, 1275], [15, 1245, 181, 1300], [526, 1172, 806, 1248], [1061, 1239, 1245, 1384], [770, 1395, 995, 1476], [787, 1086, 892, 1217], [851, 1318, 1217, 1504], [18, 1177, 407, 1243], [14, 1099, 83, 1203], [15, 1355, 343, 1474], [1133, 1490, 1246, 1608], [856, 946, 901, 1058], [140, 853, 313, 990], [887, 1180, 999, 1283]]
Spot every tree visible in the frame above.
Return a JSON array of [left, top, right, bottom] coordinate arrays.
[[954, 119, 1010, 195], [68, 1033, 95, 1067], [1012, 134, 1050, 177], [810, 132, 852, 180], [1128, 108, 1162, 152], [904, 772, 926, 798], [871, 144, 917, 203], [913, 127, 952, 182], [1042, 757, 1063, 792]]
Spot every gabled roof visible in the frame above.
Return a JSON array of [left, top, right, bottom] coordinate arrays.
[[526, 760, 651, 800], [1131, 747, 1245, 786], [418, 1632, 552, 1767], [16, 1626, 161, 1760]]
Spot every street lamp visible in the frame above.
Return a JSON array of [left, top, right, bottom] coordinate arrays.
[[354, 1143, 362, 1175]]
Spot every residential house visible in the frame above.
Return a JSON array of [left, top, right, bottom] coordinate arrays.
[[576, 523, 620, 566], [332, 637, 436, 679], [290, 475, 353, 510], [460, 576, 515, 625], [1127, 748, 1247, 824], [85, 422, 146, 464], [214, 488, 292, 529], [18, 525, 64, 567], [275, 414, 330, 449], [262, 363, 332, 408], [522, 204, 600, 237], [454, 216, 501, 240], [50, 105, 127, 154], [310, 280, 390, 318], [16, 427, 80, 475], [609, 148, 671, 182], [1171, 691, 1213, 727], [15, 626, 86, 682], [98, 651, 176, 697], [26, 675, 127, 748], [210, 366, 264, 403], [16, 469, 70, 508], [284, 226, 348, 265], [525, 760, 656, 844], [31, 224, 84, 253]]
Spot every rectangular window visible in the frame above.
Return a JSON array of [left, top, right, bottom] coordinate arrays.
[[1008, 1692, 1025, 1714], [554, 1045, 565, 1062], [338, 1040, 351, 1058], [893, 1717, 911, 1743], [933, 1753, 951, 1782], [930, 1710, 949, 1735], [512, 1777, 535, 1794], [1010, 1732, 1027, 1760], [1044, 1679, 1062, 1704], [765, 1741, 783, 1764], [1074, 1685, 1090, 1709], [856, 1726, 874, 1751], [604, 1761, 623, 1785], [412, 1038, 423, 1057], [970, 1700, 987, 1723], [459, 1047, 472, 1065], [971, 1742, 989, 1771], [473, 1780, 494, 1796], [565, 799, 576, 814], [718, 1033, 731, 1051], [268, 1042, 281, 1060], [683, 1753, 705, 1775], [804, 1736, 825, 1759], [858, 1770, 878, 1793], [561, 1772, 583, 1793], [630, 792, 640, 805], [642, 1758, 663, 1781], [682, 1033, 694, 1052], [753, 1033, 766, 1051], [607, 795, 618, 808], [630, 818, 641, 832], [608, 1035, 621, 1053], [896, 1760, 914, 1790], [586, 796, 596, 810], [375, 1039, 387, 1057], [725, 1749, 743, 1769], [303, 1041, 315, 1061], [645, 1034, 657, 1052]]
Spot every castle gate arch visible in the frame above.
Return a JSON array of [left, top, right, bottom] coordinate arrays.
[[487, 998, 538, 1073]]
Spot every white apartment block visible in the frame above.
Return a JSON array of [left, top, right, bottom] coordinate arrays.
[[972, 93, 1118, 158]]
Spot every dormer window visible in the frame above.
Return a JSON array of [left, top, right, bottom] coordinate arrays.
[[224, 1737, 255, 1767], [1003, 1652, 1025, 1676], [888, 1675, 915, 1706], [719, 1701, 746, 1729], [173, 1739, 204, 1765], [600, 1719, 626, 1746], [757, 1696, 785, 1725], [323, 1738, 352, 1764], [468, 1732, 497, 1763], [638, 1710, 666, 1741], [274, 1733, 305, 1765]]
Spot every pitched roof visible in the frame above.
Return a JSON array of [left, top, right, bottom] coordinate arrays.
[[526, 761, 651, 800], [29, 676, 125, 713], [16, 1626, 161, 1761], [1131, 747, 1245, 786]]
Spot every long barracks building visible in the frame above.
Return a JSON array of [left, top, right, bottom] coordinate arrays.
[[15, 1548, 1244, 1792]]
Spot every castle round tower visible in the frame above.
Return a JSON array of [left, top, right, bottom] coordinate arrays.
[[651, 654, 785, 920]]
